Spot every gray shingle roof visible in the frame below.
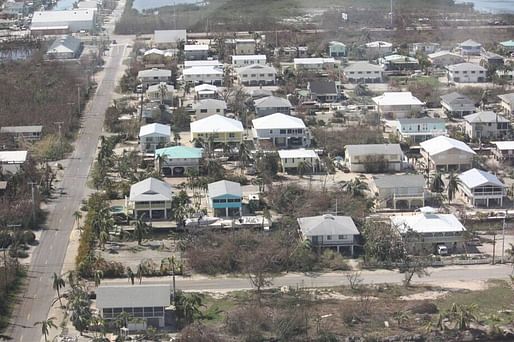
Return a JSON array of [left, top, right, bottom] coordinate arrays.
[[440, 92, 475, 106], [97, 284, 170, 309], [254, 96, 292, 108], [297, 215, 359, 237], [308, 80, 337, 94], [48, 35, 81, 54], [464, 111, 509, 124], [373, 174, 425, 189], [208, 180, 242, 198], [345, 144, 403, 157]]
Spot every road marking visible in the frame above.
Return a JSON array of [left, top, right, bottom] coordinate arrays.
[[26, 313, 30, 320], [45, 259, 48, 265], [19, 335, 23, 342]]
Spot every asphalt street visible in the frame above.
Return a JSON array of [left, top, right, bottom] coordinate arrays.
[[6, 43, 126, 342]]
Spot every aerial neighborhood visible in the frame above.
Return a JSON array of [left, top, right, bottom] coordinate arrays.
[[2, 0, 514, 340]]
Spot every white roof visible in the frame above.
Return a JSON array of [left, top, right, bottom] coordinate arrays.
[[391, 213, 466, 234], [147, 82, 174, 93], [428, 50, 462, 59], [184, 60, 222, 68], [208, 180, 242, 198], [458, 168, 504, 189], [344, 62, 383, 72], [191, 114, 243, 133], [144, 48, 164, 56], [447, 62, 486, 72], [460, 39, 481, 47], [192, 98, 227, 110], [232, 54, 266, 61], [365, 41, 392, 48], [0, 151, 28, 164], [96, 284, 170, 309], [154, 29, 186, 44], [236, 64, 276, 74], [278, 149, 319, 159], [31, 9, 95, 26], [298, 214, 359, 237], [464, 111, 509, 124], [252, 113, 306, 130], [420, 136, 475, 156], [138, 68, 172, 78], [182, 66, 223, 76], [254, 96, 292, 108], [139, 123, 171, 137], [493, 141, 514, 151], [194, 84, 218, 92], [184, 44, 209, 51], [294, 57, 335, 65], [129, 177, 173, 202], [372, 92, 424, 106]]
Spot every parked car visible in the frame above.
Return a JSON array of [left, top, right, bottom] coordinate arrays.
[[436, 245, 448, 256]]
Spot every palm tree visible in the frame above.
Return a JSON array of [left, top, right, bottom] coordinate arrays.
[[52, 272, 66, 308], [133, 214, 150, 245], [127, 267, 135, 285], [94, 269, 104, 287], [161, 256, 179, 304], [178, 292, 203, 324], [34, 317, 57, 342], [297, 160, 312, 178], [72, 210, 82, 231], [430, 172, 445, 193], [446, 172, 462, 204], [158, 82, 168, 105], [238, 142, 251, 171], [448, 303, 478, 330], [136, 262, 146, 284]]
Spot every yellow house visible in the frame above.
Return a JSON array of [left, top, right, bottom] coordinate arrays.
[[190, 114, 244, 144]]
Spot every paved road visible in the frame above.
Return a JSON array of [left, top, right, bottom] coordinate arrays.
[[6, 42, 127, 342], [103, 264, 514, 292]]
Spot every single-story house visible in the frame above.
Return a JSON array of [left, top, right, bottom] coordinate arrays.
[[361, 41, 393, 58], [427, 50, 465, 67], [458, 39, 482, 56], [409, 42, 440, 55], [194, 84, 219, 100], [372, 92, 424, 119], [143, 48, 165, 63], [138, 68, 172, 88], [344, 144, 404, 173], [146, 82, 174, 104], [155, 146, 203, 177], [297, 214, 360, 256], [498, 93, 514, 116], [458, 168, 506, 207], [97, 284, 171, 329], [139, 123, 171, 154], [182, 66, 223, 85], [208, 180, 242, 217], [0, 125, 43, 144], [307, 80, 339, 103], [396, 117, 447, 143], [446, 63, 486, 83], [128, 177, 173, 220], [328, 41, 346, 58], [293, 58, 335, 71], [440, 92, 476, 117], [278, 149, 320, 173], [184, 44, 209, 60], [190, 114, 244, 144], [343, 62, 384, 83], [420, 136, 476, 171], [254, 96, 292, 117], [153, 29, 186, 48], [231, 54, 266, 67], [391, 209, 467, 254], [0, 150, 28, 174], [235, 64, 276, 86], [371, 174, 425, 209], [274, 46, 308, 60], [252, 113, 310, 148], [192, 99, 227, 119], [45, 35, 83, 59], [464, 111, 510, 140], [481, 52, 504, 66]]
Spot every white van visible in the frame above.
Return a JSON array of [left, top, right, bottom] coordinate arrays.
[[436, 245, 448, 256]]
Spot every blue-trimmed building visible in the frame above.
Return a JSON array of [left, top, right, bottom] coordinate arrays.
[[155, 146, 203, 177], [207, 180, 242, 217]]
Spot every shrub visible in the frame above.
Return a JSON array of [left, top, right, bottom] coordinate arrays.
[[22, 231, 36, 245], [319, 249, 351, 271]]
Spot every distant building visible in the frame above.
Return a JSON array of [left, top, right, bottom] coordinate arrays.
[[343, 62, 384, 83], [440, 92, 476, 117], [427, 51, 465, 67], [184, 45, 209, 60], [396, 117, 447, 143], [235, 64, 276, 86], [492, 141, 514, 161], [182, 66, 223, 85], [234, 39, 256, 55], [128, 177, 173, 220], [498, 93, 514, 116], [153, 29, 186, 49], [458, 39, 482, 56], [31, 10, 95, 35], [194, 84, 219, 100], [458, 168, 506, 207], [446, 63, 486, 83], [146, 83, 174, 104], [372, 92, 424, 119], [231, 54, 266, 67], [379, 54, 420, 74], [344, 144, 403, 173], [420, 136, 475, 171], [45, 35, 83, 59], [192, 99, 227, 119], [409, 42, 440, 55], [190, 114, 244, 144], [307, 80, 339, 103], [500, 40, 514, 52], [361, 41, 393, 58], [0, 125, 43, 144], [293, 58, 335, 71], [254, 96, 292, 117], [0, 151, 28, 174], [328, 41, 346, 58], [273, 46, 308, 61], [372, 174, 425, 209]]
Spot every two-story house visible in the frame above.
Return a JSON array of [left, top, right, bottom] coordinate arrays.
[[307, 80, 339, 103], [137, 68, 172, 88], [343, 62, 384, 83], [498, 93, 514, 116], [274, 46, 308, 61], [440, 92, 476, 118], [297, 214, 360, 256], [379, 54, 420, 74], [372, 92, 424, 119], [458, 168, 506, 207], [192, 99, 228, 119], [194, 84, 219, 100], [464, 111, 510, 140], [361, 41, 393, 58], [139, 123, 171, 154], [146, 82, 174, 104], [446, 63, 486, 83], [293, 58, 335, 71], [420, 136, 476, 171], [190, 114, 244, 145], [396, 117, 447, 143], [252, 113, 310, 148], [344, 144, 404, 173], [231, 55, 266, 67], [235, 64, 277, 86], [371, 174, 425, 209], [254, 96, 292, 117], [278, 149, 320, 173], [427, 51, 465, 67], [128, 177, 173, 220], [458, 39, 482, 56], [184, 44, 209, 60], [155, 146, 203, 177], [328, 41, 346, 58], [208, 180, 242, 217], [235, 39, 256, 55], [182, 66, 223, 85], [0, 126, 43, 145]]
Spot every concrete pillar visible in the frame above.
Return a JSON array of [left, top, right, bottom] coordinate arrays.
[[351, 245, 354, 257], [487, 198, 489, 208], [225, 207, 229, 217]]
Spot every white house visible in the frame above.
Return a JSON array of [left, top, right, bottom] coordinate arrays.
[[235, 64, 277, 86], [371, 174, 425, 209], [458, 39, 482, 56], [97, 284, 171, 329], [458, 168, 506, 207], [137, 68, 172, 88], [440, 92, 476, 117], [396, 117, 447, 143], [231, 55, 266, 67], [192, 99, 227, 119], [184, 60, 223, 69], [409, 42, 440, 55], [492, 141, 514, 161], [344, 144, 404, 173], [464, 111, 510, 140], [184, 44, 209, 60], [293, 58, 335, 71], [420, 136, 476, 171], [372, 92, 424, 119], [254, 96, 292, 117], [252, 113, 310, 148], [446, 63, 486, 83], [0, 151, 28, 174], [427, 50, 465, 67], [146, 82, 174, 104], [190, 114, 244, 144], [343, 62, 384, 83], [391, 210, 467, 254], [278, 149, 320, 173], [328, 41, 346, 58], [194, 84, 219, 100], [128, 177, 173, 220], [0, 126, 43, 144], [31, 10, 95, 34], [362, 41, 393, 58], [498, 93, 514, 116], [234, 39, 256, 55], [297, 214, 360, 256], [182, 66, 223, 85], [139, 123, 171, 154]]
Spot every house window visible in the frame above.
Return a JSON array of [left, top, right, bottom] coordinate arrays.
[[287, 129, 292, 133], [200, 109, 208, 113], [216, 109, 220, 113], [269, 130, 273, 134], [280, 129, 286, 134], [227, 198, 240, 203], [338, 235, 347, 240], [228, 133, 236, 138], [326, 235, 332, 240]]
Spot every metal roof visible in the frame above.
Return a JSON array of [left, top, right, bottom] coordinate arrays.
[[297, 215, 359, 237], [498, 93, 514, 105], [458, 168, 504, 189], [464, 111, 509, 124], [48, 35, 81, 54], [138, 68, 172, 78], [0, 126, 43, 133], [373, 92, 424, 106], [155, 146, 203, 159], [391, 213, 466, 234], [139, 123, 171, 137], [344, 61, 383, 72], [96, 284, 171, 309], [345, 144, 403, 157], [397, 117, 445, 125], [192, 99, 227, 110], [420, 136, 475, 156], [252, 113, 305, 130], [446, 63, 486, 72], [190, 114, 243, 133], [0, 151, 28, 164], [129, 177, 173, 202], [459, 39, 481, 47], [254, 96, 292, 109], [208, 180, 242, 198], [440, 92, 475, 106], [373, 174, 425, 189], [278, 149, 319, 159]]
